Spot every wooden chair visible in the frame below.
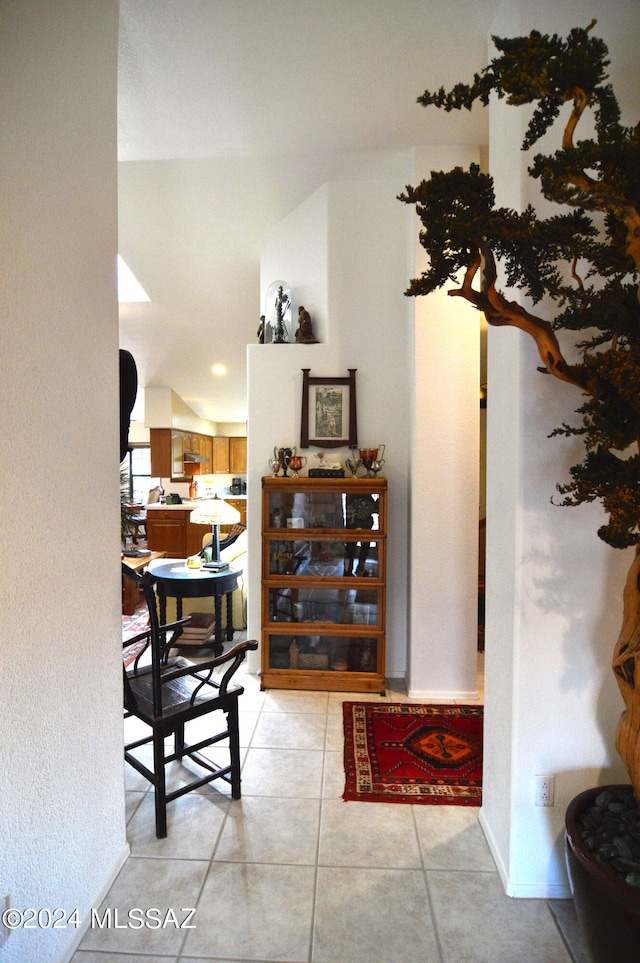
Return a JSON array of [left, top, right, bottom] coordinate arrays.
[[201, 522, 247, 555], [122, 562, 258, 837]]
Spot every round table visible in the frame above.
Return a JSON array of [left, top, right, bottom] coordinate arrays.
[[147, 558, 242, 653]]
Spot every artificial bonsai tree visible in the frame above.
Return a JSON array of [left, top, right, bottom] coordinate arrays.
[[399, 22, 640, 796]]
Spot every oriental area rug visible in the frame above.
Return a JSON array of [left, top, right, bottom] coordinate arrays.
[[342, 702, 483, 806], [122, 602, 150, 667]]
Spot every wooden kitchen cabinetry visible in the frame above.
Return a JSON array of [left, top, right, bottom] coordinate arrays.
[[261, 476, 387, 693], [211, 436, 247, 474], [212, 436, 230, 473], [229, 436, 247, 473], [145, 508, 212, 558], [149, 428, 213, 480]]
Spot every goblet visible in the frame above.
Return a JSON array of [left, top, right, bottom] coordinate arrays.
[[287, 454, 307, 477], [274, 445, 296, 477], [370, 445, 385, 477], [268, 457, 281, 476], [359, 448, 378, 478], [347, 446, 362, 477]]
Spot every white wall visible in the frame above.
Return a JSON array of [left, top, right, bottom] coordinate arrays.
[[248, 168, 413, 676], [0, 4, 127, 961], [480, 0, 639, 897], [408, 145, 482, 700], [144, 386, 217, 434]]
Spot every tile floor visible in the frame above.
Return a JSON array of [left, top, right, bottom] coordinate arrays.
[[72, 651, 589, 963]]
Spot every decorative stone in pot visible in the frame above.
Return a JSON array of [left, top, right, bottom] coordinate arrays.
[[565, 785, 640, 962]]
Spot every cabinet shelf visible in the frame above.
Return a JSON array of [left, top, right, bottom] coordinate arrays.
[[261, 476, 387, 693]]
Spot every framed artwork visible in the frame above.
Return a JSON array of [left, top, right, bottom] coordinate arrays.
[[300, 368, 358, 449], [351, 603, 372, 625]]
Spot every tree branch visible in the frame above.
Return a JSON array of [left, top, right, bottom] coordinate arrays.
[[482, 240, 588, 390]]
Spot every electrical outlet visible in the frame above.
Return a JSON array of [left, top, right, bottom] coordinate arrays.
[[0, 895, 10, 947], [535, 775, 555, 807]]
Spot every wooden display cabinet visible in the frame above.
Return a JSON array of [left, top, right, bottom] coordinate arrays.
[[261, 476, 387, 693]]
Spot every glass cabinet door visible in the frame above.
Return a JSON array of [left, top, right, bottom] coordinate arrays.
[[266, 538, 381, 579], [268, 585, 379, 625], [266, 633, 379, 673], [267, 488, 382, 532]]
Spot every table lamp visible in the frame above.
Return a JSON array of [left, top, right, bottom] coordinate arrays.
[[190, 496, 241, 561]]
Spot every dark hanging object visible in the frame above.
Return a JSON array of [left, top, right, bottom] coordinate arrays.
[[119, 349, 138, 463]]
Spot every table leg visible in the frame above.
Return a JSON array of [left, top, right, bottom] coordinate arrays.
[[225, 590, 234, 641], [158, 591, 167, 625], [214, 596, 223, 645]]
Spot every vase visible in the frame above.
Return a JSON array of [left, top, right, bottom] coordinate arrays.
[[565, 785, 640, 962]]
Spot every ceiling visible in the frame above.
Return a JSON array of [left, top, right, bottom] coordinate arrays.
[[117, 0, 502, 424]]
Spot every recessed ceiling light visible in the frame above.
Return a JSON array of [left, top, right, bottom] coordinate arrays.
[[117, 255, 150, 302], [211, 364, 227, 376]]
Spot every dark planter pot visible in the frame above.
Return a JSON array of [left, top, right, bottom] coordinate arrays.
[[565, 785, 640, 962]]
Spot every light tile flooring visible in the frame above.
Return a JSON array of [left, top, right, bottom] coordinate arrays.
[[72, 652, 589, 963]]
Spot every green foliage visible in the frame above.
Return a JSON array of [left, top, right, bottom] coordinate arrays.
[[417, 26, 611, 149], [120, 466, 139, 543], [401, 24, 640, 548]]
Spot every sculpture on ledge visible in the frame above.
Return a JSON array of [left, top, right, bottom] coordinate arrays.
[[295, 305, 319, 343]]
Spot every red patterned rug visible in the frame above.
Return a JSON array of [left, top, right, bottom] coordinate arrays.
[[343, 702, 483, 806], [122, 602, 150, 666], [123, 601, 149, 640]]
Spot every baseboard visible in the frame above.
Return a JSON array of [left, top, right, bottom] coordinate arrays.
[[407, 687, 480, 701], [57, 842, 130, 963], [478, 809, 572, 900]]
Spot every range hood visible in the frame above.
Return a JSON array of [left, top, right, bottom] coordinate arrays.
[[183, 452, 208, 463]]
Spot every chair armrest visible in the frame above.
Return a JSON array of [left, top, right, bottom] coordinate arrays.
[[161, 639, 259, 695], [122, 616, 190, 652]]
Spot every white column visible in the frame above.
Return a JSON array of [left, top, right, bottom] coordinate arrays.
[[407, 146, 481, 700]]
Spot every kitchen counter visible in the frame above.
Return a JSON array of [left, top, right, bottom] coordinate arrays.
[[146, 494, 246, 512], [146, 501, 198, 511]]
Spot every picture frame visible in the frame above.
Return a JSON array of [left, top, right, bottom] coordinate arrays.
[[300, 368, 358, 449], [351, 603, 372, 625]]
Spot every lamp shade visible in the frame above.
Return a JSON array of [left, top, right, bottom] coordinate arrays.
[[190, 498, 241, 527]]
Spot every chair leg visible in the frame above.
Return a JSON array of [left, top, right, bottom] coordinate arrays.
[[153, 730, 168, 838], [227, 702, 241, 799], [174, 722, 185, 758]]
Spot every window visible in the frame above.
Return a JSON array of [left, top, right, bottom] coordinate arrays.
[[126, 446, 154, 505]]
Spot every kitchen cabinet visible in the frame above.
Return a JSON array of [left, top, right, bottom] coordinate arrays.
[[145, 507, 212, 558], [149, 429, 172, 479], [150, 428, 213, 480], [212, 436, 230, 473], [210, 436, 247, 474], [261, 476, 387, 693], [229, 436, 247, 473]]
